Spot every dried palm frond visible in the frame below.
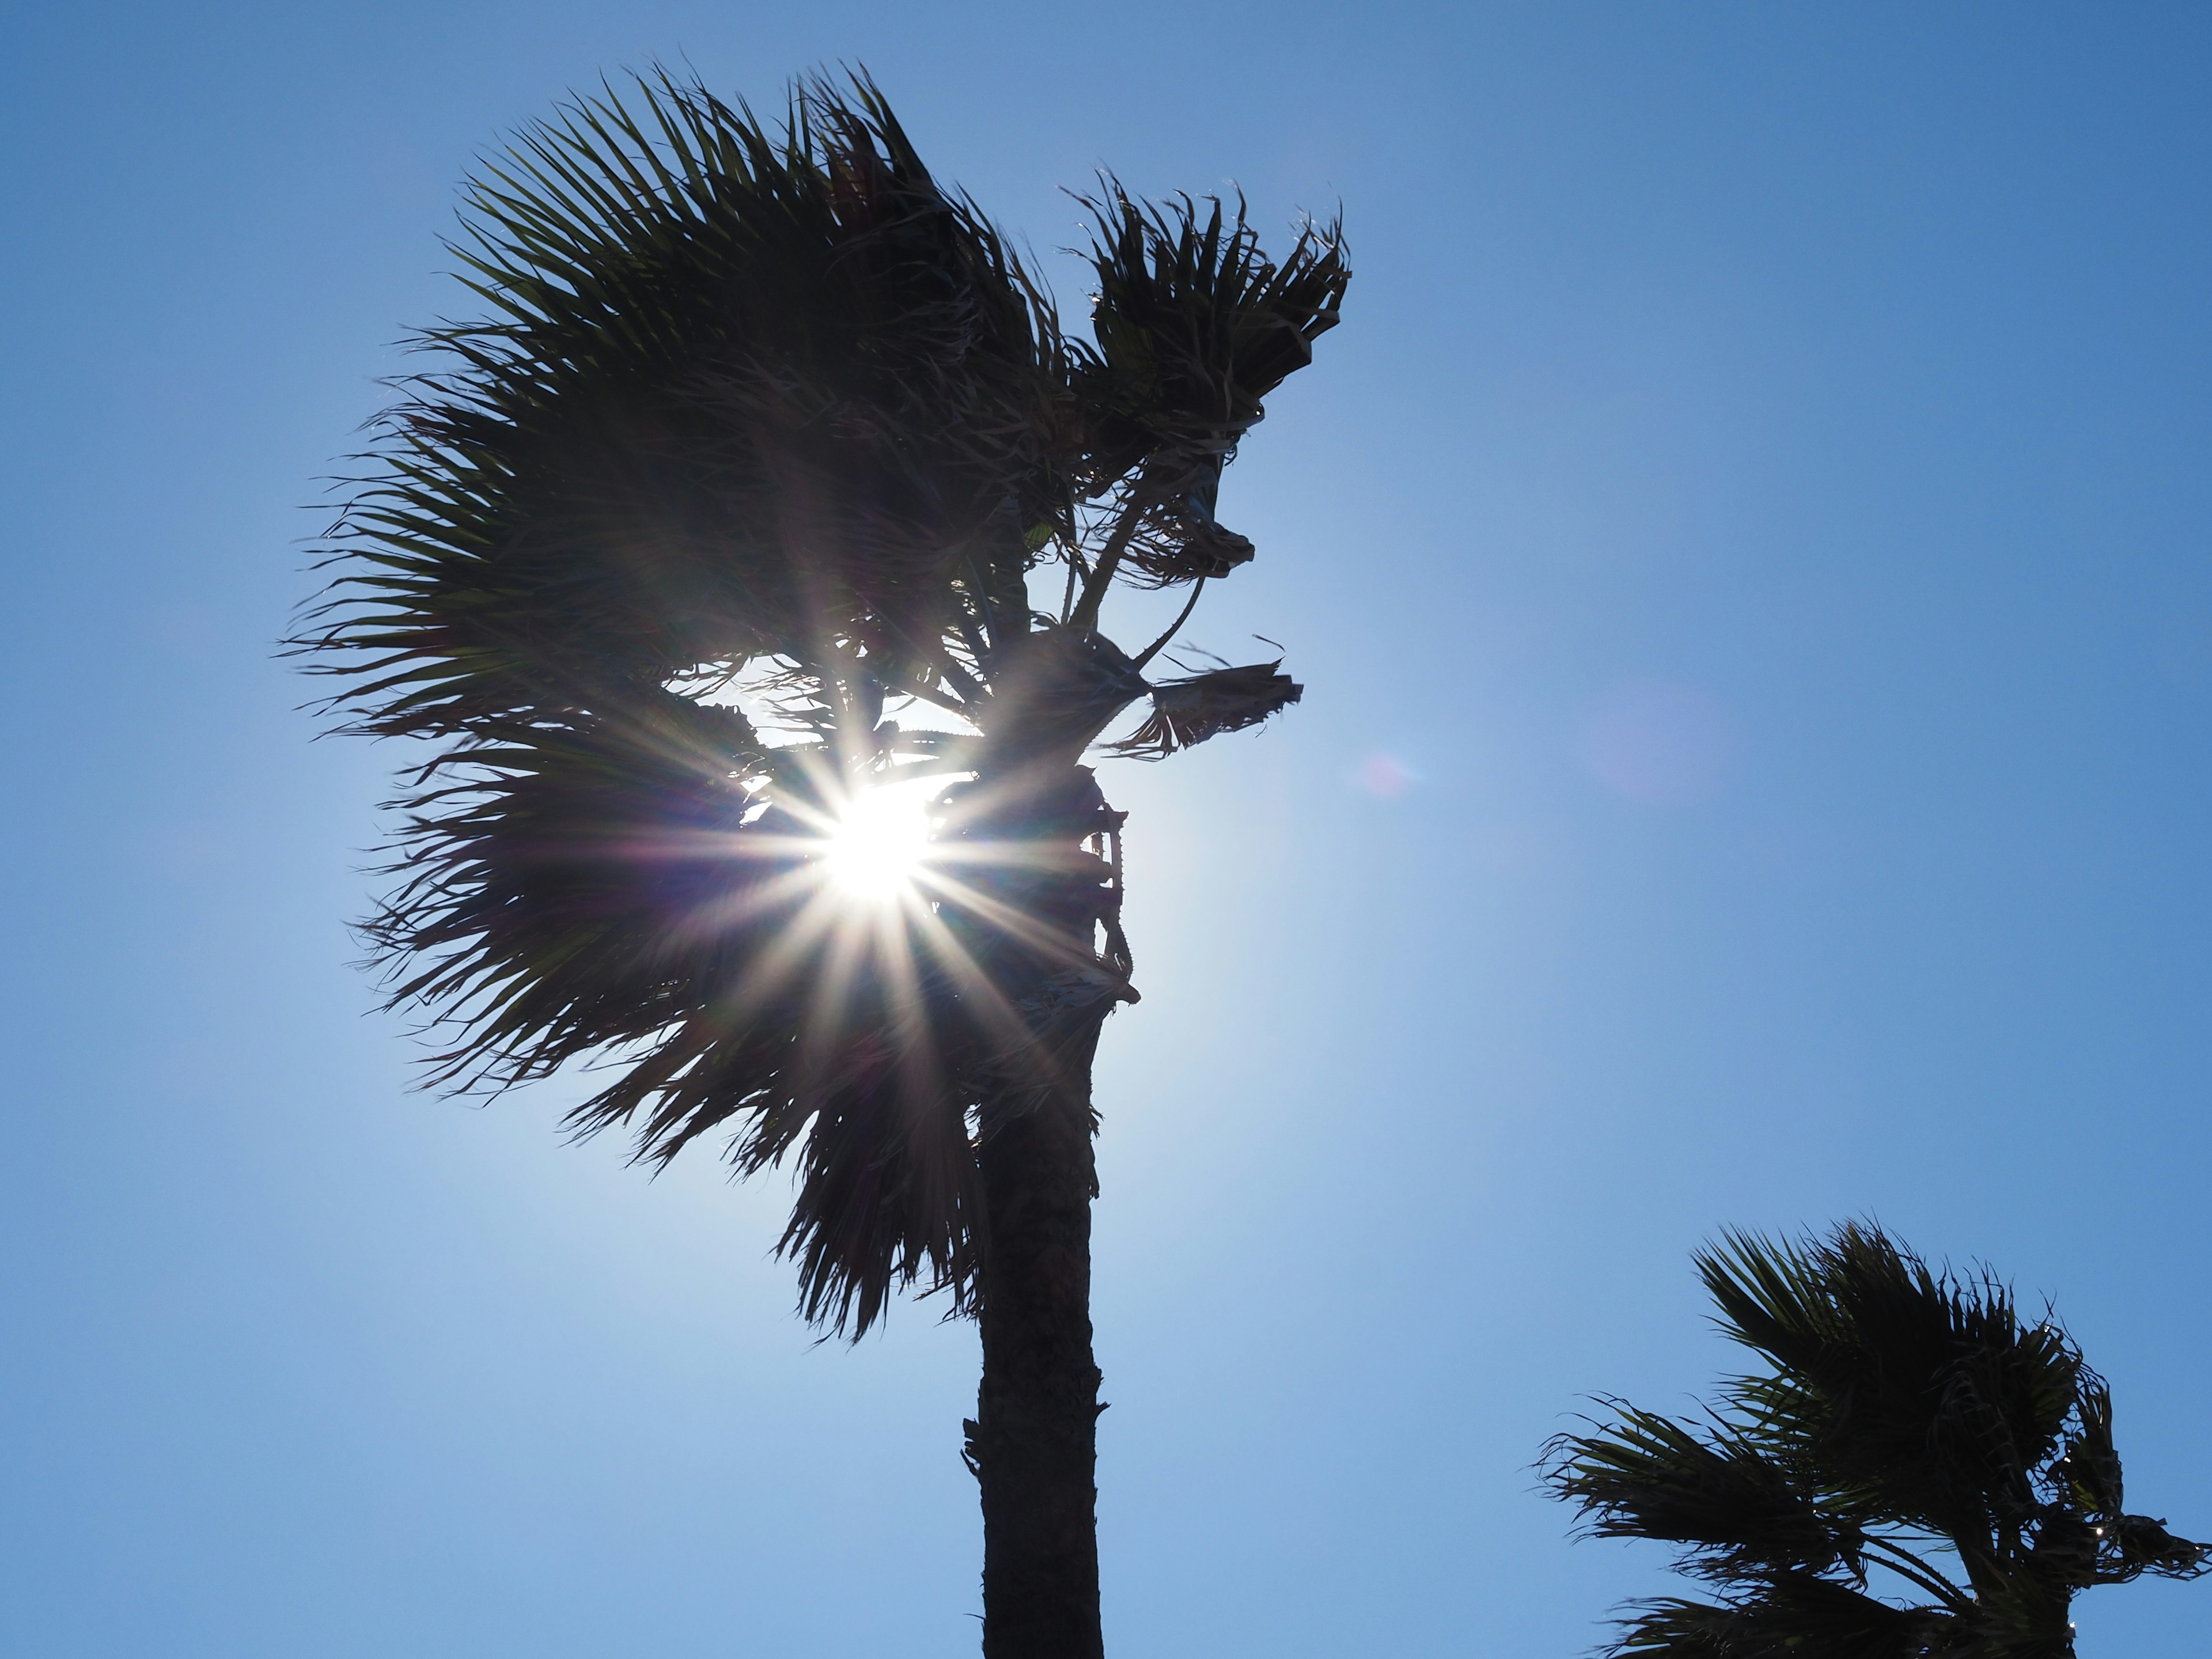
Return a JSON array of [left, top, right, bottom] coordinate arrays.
[[1109, 476, 1257, 589], [1106, 659, 1302, 759]]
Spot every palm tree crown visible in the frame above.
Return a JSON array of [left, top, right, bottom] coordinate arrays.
[[1544, 1222, 2207, 1658], [296, 68, 1347, 1336]]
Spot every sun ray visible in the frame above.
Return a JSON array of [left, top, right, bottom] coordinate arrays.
[[896, 886, 1097, 1064], [912, 864, 1116, 979]]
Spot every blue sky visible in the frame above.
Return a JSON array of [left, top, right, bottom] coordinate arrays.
[[3, 3, 2208, 1654]]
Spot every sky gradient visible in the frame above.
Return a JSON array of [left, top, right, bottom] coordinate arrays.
[[3, 4, 2208, 1654]]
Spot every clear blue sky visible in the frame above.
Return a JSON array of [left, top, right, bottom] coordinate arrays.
[[3, 4, 2207, 1654]]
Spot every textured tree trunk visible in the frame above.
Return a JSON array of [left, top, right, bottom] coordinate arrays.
[[970, 1029, 1107, 1659], [945, 750, 1127, 1659]]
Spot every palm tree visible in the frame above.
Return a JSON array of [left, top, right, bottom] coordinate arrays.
[[297, 69, 1347, 1657], [1543, 1222, 2207, 1657]]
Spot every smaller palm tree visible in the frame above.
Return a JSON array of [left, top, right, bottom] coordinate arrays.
[[1543, 1222, 2206, 1658]]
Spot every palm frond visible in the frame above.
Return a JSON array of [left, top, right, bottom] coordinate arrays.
[[298, 65, 1071, 747], [291, 68, 1079, 1334], [1060, 184, 1349, 619], [1612, 1580, 1949, 1659], [1544, 1404, 1865, 1585], [1105, 659, 1302, 759], [976, 624, 1153, 767], [1699, 1224, 2082, 1539], [1073, 180, 1348, 496]]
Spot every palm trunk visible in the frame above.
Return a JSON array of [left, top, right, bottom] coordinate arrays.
[[944, 752, 1127, 1658], [969, 1027, 1106, 1659]]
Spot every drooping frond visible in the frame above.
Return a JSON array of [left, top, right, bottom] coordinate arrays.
[[1546, 1403, 1867, 1585], [356, 683, 994, 1334], [1105, 658, 1302, 759]]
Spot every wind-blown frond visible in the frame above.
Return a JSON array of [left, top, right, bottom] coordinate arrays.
[[291, 69, 1075, 1333], [298, 66, 1069, 745], [1611, 1580, 1945, 1659], [1060, 184, 1350, 612], [1699, 1224, 2084, 1540], [1074, 181, 1348, 494], [1547, 1403, 1865, 1585]]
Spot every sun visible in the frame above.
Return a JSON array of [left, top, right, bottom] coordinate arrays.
[[823, 782, 935, 900]]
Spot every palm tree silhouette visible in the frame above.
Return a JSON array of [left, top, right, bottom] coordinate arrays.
[[1543, 1222, 2207, 1657], [299, 69, 1347, 1657]]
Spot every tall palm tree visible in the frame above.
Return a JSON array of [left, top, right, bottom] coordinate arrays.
[[297, 69, 1347, 1657], [1543, 1222, 2207, 1657]]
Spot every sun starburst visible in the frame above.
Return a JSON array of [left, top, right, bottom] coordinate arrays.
[[821, 782, 935, 900]]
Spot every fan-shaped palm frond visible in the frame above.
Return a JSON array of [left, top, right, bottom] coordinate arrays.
[[297, 69, 1066, 1335], [309, 67, 1066, 745], [1544, 1223, 2207, 1658], [1613, 1578, 1948, 1659]]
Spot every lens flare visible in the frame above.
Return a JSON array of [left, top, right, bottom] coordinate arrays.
[[824, 783, 933, 899]]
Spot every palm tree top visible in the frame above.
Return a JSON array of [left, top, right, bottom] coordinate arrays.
[[307, 67, 1343, 747], [292, 67, 1349, 1336], [1544, 1222, 2207, 1657]]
